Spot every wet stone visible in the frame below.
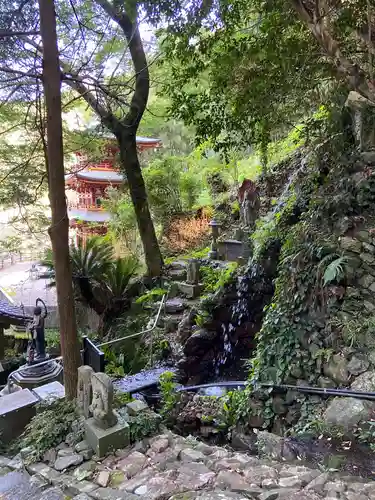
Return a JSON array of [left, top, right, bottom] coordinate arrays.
[[54, 453, 83, 471]]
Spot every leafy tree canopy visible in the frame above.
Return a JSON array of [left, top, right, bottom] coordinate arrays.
[[157, 0, 375, 153]]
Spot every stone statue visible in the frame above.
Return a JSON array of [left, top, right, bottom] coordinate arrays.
[[27, 305, 47, 363], [186, 258, 200, 285], [77, 365, 94, 418], [238, 180, 260, 229], [89, 372, 118, 429]]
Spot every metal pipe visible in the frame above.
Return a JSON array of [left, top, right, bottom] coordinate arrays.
[[177, 381, 375, 402], [97, 294, 166, 349]]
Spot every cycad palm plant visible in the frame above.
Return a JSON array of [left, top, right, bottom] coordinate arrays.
[[42, 238, 139, 332]]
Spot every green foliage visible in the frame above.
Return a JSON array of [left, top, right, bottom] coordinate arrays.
[[113, 391, 133, 408], [43, 237, 139, 330], [15, 399, 81, 463], [316, 254, 349, 287], [45, 329, 61, 349], [128, 411, 162, 443], [136, 288, 167, 305], [200, 263, 238, 294], [144, 156, 201, 220], [160, 0, 337, 155], [159, 371, 180, 421]]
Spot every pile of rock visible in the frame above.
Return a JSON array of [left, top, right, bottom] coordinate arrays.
[[1, 431, 375, 499]]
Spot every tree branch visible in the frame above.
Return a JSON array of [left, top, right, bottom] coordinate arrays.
[[290, 0, 375, 103], [94, 0, 149, 130]]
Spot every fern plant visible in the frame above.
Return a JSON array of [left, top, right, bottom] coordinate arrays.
[[316, 253, 349, 286]]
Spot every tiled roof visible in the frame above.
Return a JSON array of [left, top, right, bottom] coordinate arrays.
[[0, 300, 31, 324], [65, 170, 124, 183]]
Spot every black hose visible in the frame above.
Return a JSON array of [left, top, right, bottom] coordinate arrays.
[[177, 381, 375, 402]]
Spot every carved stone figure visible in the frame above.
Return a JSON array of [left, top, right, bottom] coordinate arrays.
[[186, 258, 200, 285], [346, 91, 375, 152], [89, 372, 118, 429], [77, 365, 94, 418], [239, 180, 260, 229]]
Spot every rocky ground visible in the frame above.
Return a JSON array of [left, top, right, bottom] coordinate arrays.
[[1, 432, 375, 500]]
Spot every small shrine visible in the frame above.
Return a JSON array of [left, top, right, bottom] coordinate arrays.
[[65, 135, 161, 244]]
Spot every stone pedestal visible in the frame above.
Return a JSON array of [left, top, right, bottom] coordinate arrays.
[[32, 381, 65, 402], [0, 389, 38, 443], [177, 282, 204, 299], [84, 412, 129, 458], [12, 359, 63, 389]]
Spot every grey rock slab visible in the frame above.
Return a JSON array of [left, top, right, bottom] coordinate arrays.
[[279, 465, 320, 485], [89, 487, 139, 499], [75, 440, 91, 453], [95, 470, 110, 487], [73, 495, 91, 500], [126, 400, 148, 416], [347, 353, 370, 375], [72, 460, 97, 481], [305, 472, 330, 493], [278, 476, 303, 489], [323, 354, 350, 385], [54, 453, 83, 471], [256, 431, 296, 461], [38, 487, 66, 500], [43, 448, 57, 465], [149, 437, 169, 453], [215, 470, 251, 493], [57, 447, 74, 457], [195, 442, 214, 455], [59, 475, 98, 496], [125, 469, 180, 499], [116, 451, 147, 478], [178, 463, 215, 490], [118, 466, 157, 492], [29, 473, 49, 490], [212, 457, 252, 472], [169, 492, 255, 499], [323, 397, 369, 430], [0, 457, 12, 468], [180, 448, 206, 462], [242, 464, 278, 486]]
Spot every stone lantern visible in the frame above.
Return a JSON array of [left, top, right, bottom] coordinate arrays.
[[208, 219, 222, 260]]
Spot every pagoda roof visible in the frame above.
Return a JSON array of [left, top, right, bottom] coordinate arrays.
[[66, 170, 124, 183], [82, 125, 161, 145], [68, 208, 111, 222]]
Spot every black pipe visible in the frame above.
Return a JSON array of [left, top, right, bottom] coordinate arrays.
[[177, 381, 375, 402]]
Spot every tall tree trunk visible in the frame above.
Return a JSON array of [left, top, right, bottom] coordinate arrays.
[[38, 0, 80, 399], [118, 133, 163, 277]]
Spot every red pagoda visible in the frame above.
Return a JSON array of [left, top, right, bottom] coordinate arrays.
[[65, 135, 161, 244]]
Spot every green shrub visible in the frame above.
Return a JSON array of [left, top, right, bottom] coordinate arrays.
[[128, 412, 162, 442], [200, 263, 238, 294], [159, 371, 180, 422], [15, 399, 81, 462]]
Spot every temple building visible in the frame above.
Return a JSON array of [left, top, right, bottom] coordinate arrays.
[[65, 135, 161, 244]]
